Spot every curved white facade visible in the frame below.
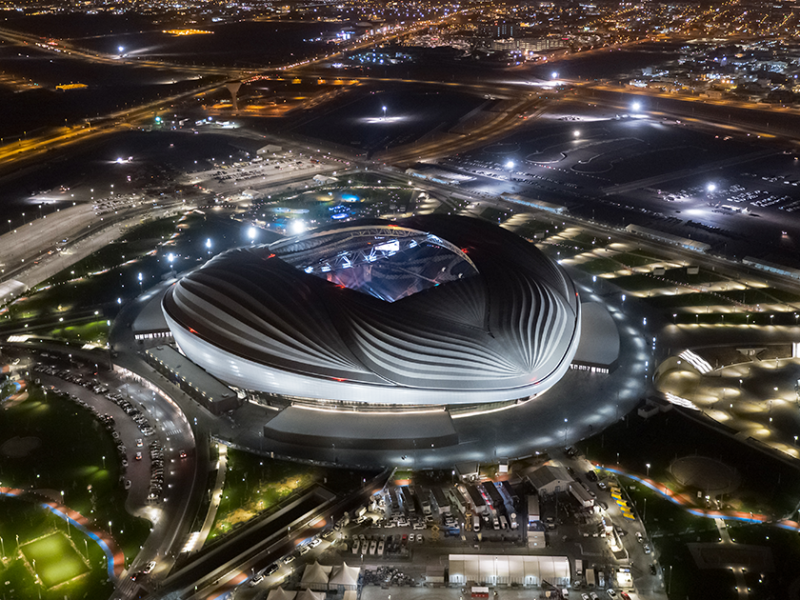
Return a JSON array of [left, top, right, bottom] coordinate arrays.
[[163, 216, 581, 405]]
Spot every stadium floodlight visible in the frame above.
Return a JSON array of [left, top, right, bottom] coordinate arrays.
[[551, 71, 559, 79], [505, 160, 515, 169], [631, 101, 642, 112], [707, 183, 717, 193]]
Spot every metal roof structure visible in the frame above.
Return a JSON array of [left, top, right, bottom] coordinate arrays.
[[163, 216, 581, 405]]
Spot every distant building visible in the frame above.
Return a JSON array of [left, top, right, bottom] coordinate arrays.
[[526, 464, 573, 496], [313, 174, 337, 184], [479, 20, 518, 38], [258, 144, 283, 155], [489, 37, 567, 54]]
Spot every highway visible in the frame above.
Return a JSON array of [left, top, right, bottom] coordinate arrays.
[[0, 79, 227, 175], [7, 16, 800, 598]]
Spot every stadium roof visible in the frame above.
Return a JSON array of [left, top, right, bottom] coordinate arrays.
[[163, 216, 581, 405]]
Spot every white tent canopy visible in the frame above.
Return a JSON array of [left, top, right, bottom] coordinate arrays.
[[267, 589, 297, 600], [329, 562, 360, 589], [296, 589, 325, 600], [448, 554, 570, 587], [301, 561, 332, 591]]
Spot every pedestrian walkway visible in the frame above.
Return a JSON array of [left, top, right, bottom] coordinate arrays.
[[714, 518, 748, 600], [196, 442, 229, 552], [598, 463, 800, 532]]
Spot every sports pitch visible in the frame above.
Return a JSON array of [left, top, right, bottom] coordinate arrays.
[[21, 532, 89, 588]]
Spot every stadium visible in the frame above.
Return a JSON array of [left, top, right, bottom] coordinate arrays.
[[162, 216, 582, 407]]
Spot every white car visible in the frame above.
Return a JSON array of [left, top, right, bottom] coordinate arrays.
[[142, 561, 156, 574], [249, 574, 264, 587]]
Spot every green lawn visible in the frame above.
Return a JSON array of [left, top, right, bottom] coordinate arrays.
[[0, 385, 150, 566], [537, 243, 585, 260], [646, 292, 735, 309], [578, 257, 626, 275], [718, 287, 800, 305], [43, 319, 110, 346], [22, 533, 88, 588], [569, 232, 612, 247], [209, 448, 321, 541], [512, 220, 553, 240], [613, 251, 662, 267], [615, 481, 735, 600], [6, 212, 243, 323], [585, 411, 800, 518], [0, 497, 113, 600]]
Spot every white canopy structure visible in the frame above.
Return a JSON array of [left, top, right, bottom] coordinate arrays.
[[448, 554, 570, 587], [329, 562, 360, 590], [267, 589, 297, 600], [296, 589, 325, 600], [301, 561, 332, 591]]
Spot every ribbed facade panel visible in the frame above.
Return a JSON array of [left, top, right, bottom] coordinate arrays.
[[162, 216, 581, 404]]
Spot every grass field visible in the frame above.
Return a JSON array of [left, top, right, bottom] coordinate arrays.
[[0, 384, 150, 565], [22, 532, 89, 588], [585, 410, 800, 518], [209, 449, 320, 541], [0, 497, 113, 600], [7, 212, 242, 323]]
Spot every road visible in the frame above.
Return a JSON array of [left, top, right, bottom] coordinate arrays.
[[0, 201, 183, 289], [6, 342, 199, 593], [0, 79, 226, 174]]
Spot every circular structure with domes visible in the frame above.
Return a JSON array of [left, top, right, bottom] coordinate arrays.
[[162, 216, 581, 406]]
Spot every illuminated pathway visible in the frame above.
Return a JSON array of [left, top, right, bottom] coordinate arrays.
[[595, 464, 800, 531], [714, 518, 749, 600]]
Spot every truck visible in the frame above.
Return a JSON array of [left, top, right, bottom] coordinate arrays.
[[449, 488, 467, 514], [400, 487, 416, 515], [527, 495, 540, 525], [574, 559, 583, 577], [465, 485, 487, 515], [415, 486, 432, 515], [432, 487, 450, 515], [585, 567, 595, 587], [473, 515, 481, 532], [388, 488, 401, 515], [484, 482, 505, 512]]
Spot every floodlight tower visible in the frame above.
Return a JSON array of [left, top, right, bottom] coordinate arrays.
[[225, 81, 243, 114]]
